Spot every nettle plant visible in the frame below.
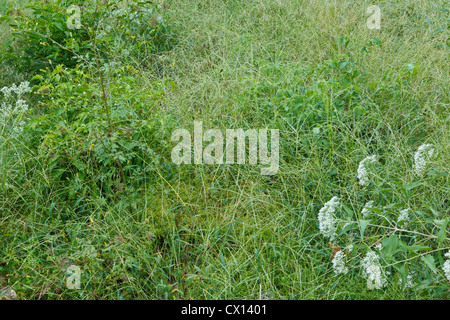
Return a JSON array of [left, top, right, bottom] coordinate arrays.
[[317, 145, 450, 294], [0, 0, 175, 75]]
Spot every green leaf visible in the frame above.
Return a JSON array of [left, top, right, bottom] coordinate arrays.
[[437, 218, 448, 246], [48, 202, 56, 217], [359, 219, 370, 239], [219, 252, 226, 266], [342, 204, 354, 218], [382, 235, 399, 256], [415, 279, 432, 290], [371, 38, 382, 47], [428, 207, 441, 217], [399, 264, 408, 288], [54, 22, 63, 31], [402, 182, 423, 190], [421, 254, 437, 273], [406, 245, 431, 253]]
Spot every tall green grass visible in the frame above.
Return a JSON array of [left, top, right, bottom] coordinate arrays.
[[0, 0, 448, 299]]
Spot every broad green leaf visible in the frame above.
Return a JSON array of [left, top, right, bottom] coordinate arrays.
[[406, 245, 431, 253], [382, 235, 399, 256], [437, 218, 448, 246], [342, 204, 354, 218], [359, 219, 370, 239], [403, 182, 423, 190], [399, 264, 408, 288], [421, 255, 437, 273]]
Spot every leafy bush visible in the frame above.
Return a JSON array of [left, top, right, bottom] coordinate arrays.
[[27, 63, 174, 214], [0, 0, 175, 75]]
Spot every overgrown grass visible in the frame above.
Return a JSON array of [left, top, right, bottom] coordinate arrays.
[[0, 0, 449, 299]]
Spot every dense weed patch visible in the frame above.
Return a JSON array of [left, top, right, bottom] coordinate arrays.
[[0, 0, 448, 299]]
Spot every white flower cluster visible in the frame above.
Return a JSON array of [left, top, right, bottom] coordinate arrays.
[[443, 251, 450, 282], [318, 196, 340, 241], [361, 200, 375, 218], [357, 155, 377, 186], [332, 250, 349, 275], [397, 208, 410, 227], [413, 144, 434, 176], [361, 251, 386, 290], [0, 81, 31, 135], [398, 272, 416, 288], [1, 81, 30, 99]]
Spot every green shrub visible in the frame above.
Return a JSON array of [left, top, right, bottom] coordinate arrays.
[[0, 0, 176, 75], [27, 63, 174, 214]]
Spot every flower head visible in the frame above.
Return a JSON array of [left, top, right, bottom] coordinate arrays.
[[318, 196, 340, 241], [397, 208, 410, 227], [357, 155, 377, 186], [1, 81, 30, 99], [398, 272, 416, 288], [361, 251, 386, 290], [443, 251, 450, 282], [361, 200, 375, 218], [332, 250, 349, 275], [414, 144, 434, 176], [1, 82, 31, 136]]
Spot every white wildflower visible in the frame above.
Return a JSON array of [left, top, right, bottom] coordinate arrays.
[[414, 144, 434, 176], [332, 250, 349, 275], [397, 209, 409, 227], [1, 81, 30, 99], [347, 244, 353, 252], [398, 272, 416, 288], [443, 251, 450, 282], [0, 82, 31, 136], [357, 155, 377, 186], [318, 196, 340, 241], [375, 242, 383, 251], [361, 200, 375, 218], [361, 251, 386, 290]]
